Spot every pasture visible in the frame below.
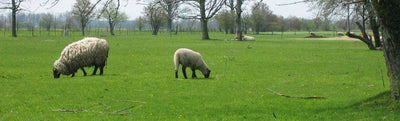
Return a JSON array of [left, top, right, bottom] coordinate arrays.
[[0, 31, 399, 120]]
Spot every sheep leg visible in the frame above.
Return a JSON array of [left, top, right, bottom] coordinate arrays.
[[81, 67, 87, 76], [99, 65, 104, 75], [191, 68, 197, 78], [92, 66, 98, 75], [175, 70, 178, 78], [182, 66, 188, 79]]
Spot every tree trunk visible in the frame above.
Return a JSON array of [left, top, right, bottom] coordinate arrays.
[[175, 24, 178, 35], [166, 2, 173, 33], [347, 21, 376, 50], [370, 17, 381, 47], [199, 0, 210, 40], [81, 24, 85, 36], [167, 18, 173, 32], [366, 0, 382, 47], [346, 31, 375, 50], [11, 0, 17, 37], [346, 4, 351, 33], [109, 21, 115, 36], [235, 0, 243, 41], [372, 0, 400, 100], [152, 25, 159, 35], [200, 18, 209, 40]]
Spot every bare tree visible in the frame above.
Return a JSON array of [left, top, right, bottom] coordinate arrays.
[[372, 0, 400, 100], [307, 0, 381, 50], [101, 0, 127, 36], [157, 0, 180, 32], [144, 2, 166, 35], [214, 9, 235, 34], [39, 13, 54, 32], [134, 16, 146, 31], [250, 2, 270, 34], [0, 0, 24, 37], [234, 0, 243, 40], [72, 0, 101, 36], [183, 0, 226, 40], [345, 1, 376, 50], [224, 0, 235, 34]]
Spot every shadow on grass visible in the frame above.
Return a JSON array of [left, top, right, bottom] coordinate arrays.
[[347, 91, 400, 111], [173, 77, 215, 81]]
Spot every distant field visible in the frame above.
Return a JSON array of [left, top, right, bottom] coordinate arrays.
[[0, 30, 399, 120]]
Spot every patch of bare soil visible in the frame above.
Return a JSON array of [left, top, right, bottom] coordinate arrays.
[[292, 36, 360, 41], [302, 36, 359, 41]]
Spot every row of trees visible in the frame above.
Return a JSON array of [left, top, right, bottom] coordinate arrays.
[[0, 11, 358, 36], [0, 0, 361, 38], [139, 0, 358, 37], [0, 0, 128, 37], [214, 3, 359, 35]]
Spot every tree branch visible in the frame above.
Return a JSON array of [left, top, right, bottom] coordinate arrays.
[[51, 106, 135, 115], [266, 88, 327, 99], [276, 0, 306, 6]]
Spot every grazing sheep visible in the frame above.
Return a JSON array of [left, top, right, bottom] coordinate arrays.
[[174, 48, 211, 79], [337, 32, 344, 36], [53, 37, 109, 78], [243, 35, 255, 41]]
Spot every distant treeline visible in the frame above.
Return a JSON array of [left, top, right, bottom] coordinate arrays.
[[0, 11, 359, 35]]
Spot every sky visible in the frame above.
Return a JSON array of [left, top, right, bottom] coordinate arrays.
[[1, 0, 315, 20]]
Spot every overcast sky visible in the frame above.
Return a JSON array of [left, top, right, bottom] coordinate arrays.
[[1, 0, 315, 20]]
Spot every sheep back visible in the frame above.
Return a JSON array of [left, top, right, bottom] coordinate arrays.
[[243, 36, 255, 41]]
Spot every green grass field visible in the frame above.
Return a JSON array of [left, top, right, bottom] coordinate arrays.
[[0, 31, 399, 120]]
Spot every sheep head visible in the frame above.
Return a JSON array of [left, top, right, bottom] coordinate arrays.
[[53, 68, 61, 78], [53, 59, 65, 78], [202, 68, 211, 78]]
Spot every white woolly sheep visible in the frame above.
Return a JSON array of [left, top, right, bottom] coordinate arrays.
[[174, 48, 211, 79], [53, 37, 109, 78], [243, 35, 255, 41], [337, 32, 344, 36]]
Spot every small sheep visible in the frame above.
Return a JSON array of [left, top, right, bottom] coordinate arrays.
[[243, 35, 255, 41], [53, 37, 109, 78], [337, 32, 344, 36], [174, 48, 211, 79]]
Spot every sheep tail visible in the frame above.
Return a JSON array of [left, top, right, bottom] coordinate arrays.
[[174, 53, 179, 71]]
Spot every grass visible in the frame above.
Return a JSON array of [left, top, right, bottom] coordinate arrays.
[[0, 30, 399, 120]]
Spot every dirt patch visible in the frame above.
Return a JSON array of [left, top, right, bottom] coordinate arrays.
[[293, 36, 360, 41]]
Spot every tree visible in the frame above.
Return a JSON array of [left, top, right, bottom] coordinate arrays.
[[72, 0, 101, 36], [307, 0, 381, 50], [241, 13, 251, 35], [250, 2, 271, 34], [233, 0, 244, 40], [183, 0, 226, 40], [0, 15, 6, 31], [346, 1, 376, 50], [101, 0, 127, 36], [0, 0, 24, 37], [39, 13, 54, 32], [134, 16, 146, 31], [224, 0, 234, 34], [214, 9, 235, 34], [144, 2, 166, 35], [372, 0, 400, 100], [157, 0, 180, 33]]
